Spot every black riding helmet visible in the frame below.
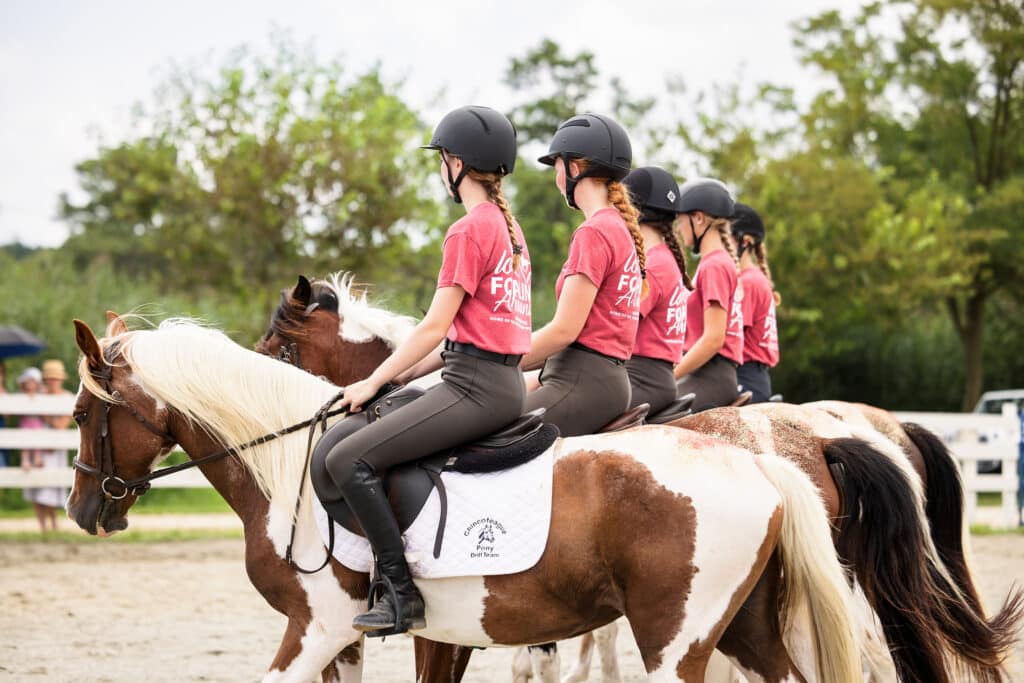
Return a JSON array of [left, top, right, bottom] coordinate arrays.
[[422, 106, 517, 204], [677, 178, 735, 256], [731, 202, 765, 257], [622, 166, 683, 224], [538, 113, 632, 210]]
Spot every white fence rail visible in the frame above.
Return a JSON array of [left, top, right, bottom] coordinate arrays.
[[0, 393, 209, 490], [895, 406, 1021, 529]]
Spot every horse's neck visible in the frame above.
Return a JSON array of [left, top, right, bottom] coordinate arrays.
[[333, 337, 392, 384], [168, 414, 267, 527]]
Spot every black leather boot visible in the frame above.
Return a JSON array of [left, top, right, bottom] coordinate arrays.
[[339, 461, 425, 636]]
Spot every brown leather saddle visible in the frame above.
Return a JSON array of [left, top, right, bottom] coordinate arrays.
[[311, 386, 558, 558], [647, 393, 696, 424]]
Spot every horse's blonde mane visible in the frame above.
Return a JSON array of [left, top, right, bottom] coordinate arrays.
[[81, 319, 341, 517], [321, 272, 416, 349]]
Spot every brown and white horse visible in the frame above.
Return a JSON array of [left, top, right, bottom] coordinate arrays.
[[256, 274, 1023, 683], [68, 316, 864, 683]]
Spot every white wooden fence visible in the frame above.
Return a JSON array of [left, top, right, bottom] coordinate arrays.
[[1, 393, 1020, 526], [0, 393, 208, 490], [895, 405, 1021, 529]]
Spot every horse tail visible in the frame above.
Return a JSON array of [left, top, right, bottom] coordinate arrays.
[[901, 422, 1024, 681], [824, 437, 952, 683], [754, 452, 862, 683]]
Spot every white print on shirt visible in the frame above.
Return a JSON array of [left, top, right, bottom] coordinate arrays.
[[761, 298, 779, 350], [666, 283, 689, 337], [614, 250, 643, 309], [491, 248, 532, 320], [727, 285, 744, 338]]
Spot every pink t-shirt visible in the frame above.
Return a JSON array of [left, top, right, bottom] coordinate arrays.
[[631, 243, 687, 364], [437, 202, 532, 355], [683, 248, 744, 365], [739, 267, 779, 367], [554, 208, 641, 360]]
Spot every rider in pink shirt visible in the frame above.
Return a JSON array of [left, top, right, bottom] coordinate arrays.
[[621, 167, 690, 414], [521, 113, 647, 437], [732, 203, 780, 403], [314, 106, 529, 637], [673, 178, 745, 412]]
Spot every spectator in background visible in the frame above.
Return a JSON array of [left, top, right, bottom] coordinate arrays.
[[0, 361, 8, 467], [19, 365, 66, 532]]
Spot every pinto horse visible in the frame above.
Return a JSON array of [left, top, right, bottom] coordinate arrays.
[[68, 316, 864, 683], [256, 274, 1023, 683]]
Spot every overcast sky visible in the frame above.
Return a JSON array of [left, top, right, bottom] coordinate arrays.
[[0, 0, 863, 247]]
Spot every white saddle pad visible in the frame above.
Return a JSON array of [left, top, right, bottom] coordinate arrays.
[[313, 444, 555, 578]]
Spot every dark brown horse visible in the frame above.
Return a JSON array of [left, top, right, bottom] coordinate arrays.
[[257, 274, 1023, 683], [68, 315, 865, 683]]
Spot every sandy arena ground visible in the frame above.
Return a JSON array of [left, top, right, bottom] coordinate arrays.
[[1, 531, 1022, 682]]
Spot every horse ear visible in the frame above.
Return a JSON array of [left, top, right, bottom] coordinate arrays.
[[293, 275, 312, 307], [73, 320, 103, 370], [105, 311, 128, 336]]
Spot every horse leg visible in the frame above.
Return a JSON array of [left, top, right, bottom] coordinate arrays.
[[320, 639, 364, 683], [592, 622, 622, 683], [513, 646, 534, 683], [414, 637, 474, 683], [530, 643, 561, 682], [561, 633, 595, 683], [263, 617, 360, 683], [715, 553, 806, 683]]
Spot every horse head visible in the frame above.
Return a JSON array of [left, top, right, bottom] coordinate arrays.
[[67, 315, 177, 536], [255, 274, 400, 384]]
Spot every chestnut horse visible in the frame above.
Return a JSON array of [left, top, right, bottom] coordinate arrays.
[[256, 274, 1023, 683], [68, 317, 864, 683]]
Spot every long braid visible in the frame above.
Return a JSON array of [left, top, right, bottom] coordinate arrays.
[[471, 170, 522, 271], [607, 180, 650, 298], [653, 220, 693, 290], [753, 240, 782, 306], [711, 217, 740, 273]]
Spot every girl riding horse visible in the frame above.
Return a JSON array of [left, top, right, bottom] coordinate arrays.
[[313, 105, 530, 636]]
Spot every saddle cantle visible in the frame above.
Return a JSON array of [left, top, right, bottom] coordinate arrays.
[[647, 393, 696, 425], [310, 386, 557, 553], [599, 403, 650, 432]]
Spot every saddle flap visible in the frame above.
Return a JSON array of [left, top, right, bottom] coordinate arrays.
[[647, 393, 696, 425], [600, 403, 650, 433]]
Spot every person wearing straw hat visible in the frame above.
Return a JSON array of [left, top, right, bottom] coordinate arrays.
[[20, 362, 70, 531]]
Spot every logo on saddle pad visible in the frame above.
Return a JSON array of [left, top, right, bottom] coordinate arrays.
[[464, 517, 507, 559]]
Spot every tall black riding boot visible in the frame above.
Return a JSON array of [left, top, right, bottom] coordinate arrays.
[[338, 460, 425, 636]]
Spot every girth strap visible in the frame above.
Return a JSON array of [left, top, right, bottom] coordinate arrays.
[[420, 459, 452, 560]]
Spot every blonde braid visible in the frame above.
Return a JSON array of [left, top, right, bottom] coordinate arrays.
[[470, 170, 521, 271], [607, 180, 650, 298], [753, 240, 782, 306], [711, 217, 740, 273]]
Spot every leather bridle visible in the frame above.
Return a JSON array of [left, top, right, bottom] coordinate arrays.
[[72, 361, 346, 502]]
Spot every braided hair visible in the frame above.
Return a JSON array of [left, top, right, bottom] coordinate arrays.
[[468, 169, 522, 271]]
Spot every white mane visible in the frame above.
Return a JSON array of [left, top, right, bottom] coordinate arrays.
[[83, 319, 341, 517], [321, 272, 416, 349]]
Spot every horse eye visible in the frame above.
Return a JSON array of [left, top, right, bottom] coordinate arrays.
[[73, 413, 87, 426]]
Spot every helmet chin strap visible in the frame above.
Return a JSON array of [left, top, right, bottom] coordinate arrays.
[[688, 214, 711, 258], [561, 155, 598, 210], [444, 155, 470, 204]]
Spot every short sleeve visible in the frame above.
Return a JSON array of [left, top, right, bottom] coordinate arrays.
[[700, 260, 734, 311], [437, 231, 484, 296], [561, 226, 611, 289]]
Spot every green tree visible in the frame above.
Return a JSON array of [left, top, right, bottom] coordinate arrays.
[[793, 0, 1024, 408], [61, 37, 442, 313]]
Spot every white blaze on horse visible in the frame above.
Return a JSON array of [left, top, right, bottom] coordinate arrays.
[[67, 316, 864, 683]]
